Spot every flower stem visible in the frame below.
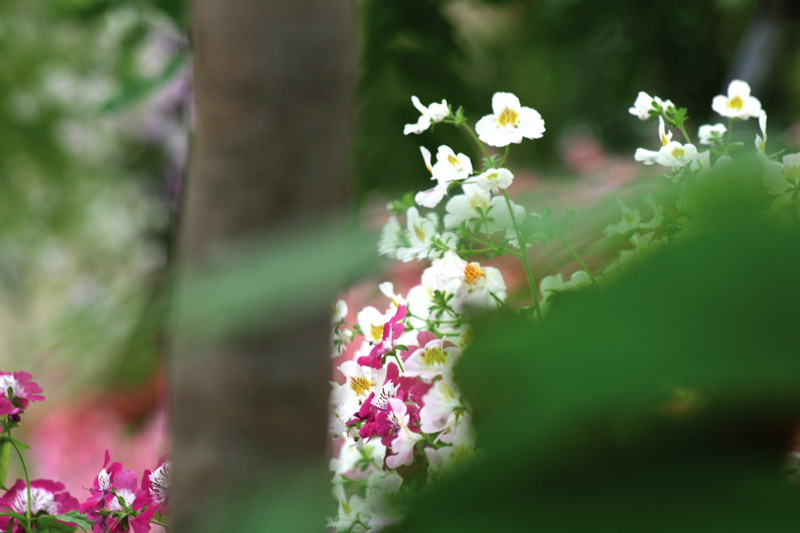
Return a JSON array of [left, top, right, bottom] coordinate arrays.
[[498, 145, 510, 168], [677, 123, 693, 146], [9, 438, 31, 530], [559, 237, 600, 289], [460, 123, 493, 168], [502, 190, 542, 320]]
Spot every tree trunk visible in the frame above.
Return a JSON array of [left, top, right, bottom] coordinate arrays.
[[170, 1, 353, 530]]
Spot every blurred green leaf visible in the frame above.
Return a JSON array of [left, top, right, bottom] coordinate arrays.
[[99, 53, 188, 113], [173, 221, 379, 342], [390, 173, 800, 530]]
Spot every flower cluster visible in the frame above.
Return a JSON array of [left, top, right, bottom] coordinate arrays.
[[613, 78, 800, 273], [0, 372, 170, 533], [329, 92, 595, 531], [330, 79, 799, 530], [81, 451, 170, 533]]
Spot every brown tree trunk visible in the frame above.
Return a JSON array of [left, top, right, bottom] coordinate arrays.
[[170, 2, 353, 530]]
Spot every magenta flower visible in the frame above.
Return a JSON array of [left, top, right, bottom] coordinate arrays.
[[349, 362, 431, 442], [82, 452, 156, 533], [0, 479, 79, 532], [0, 371, 45, 420], [134, 454, 170, 515], [357, 305, 407, 369]]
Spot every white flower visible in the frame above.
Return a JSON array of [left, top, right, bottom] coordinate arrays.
[[378, 216, 403, 259], [403, 96, 449, 135], [628, 91, 674, 120], [328, 484, 371, 531], [453, 261, 507, 311], [395, 207, 438, 262], [755, 114, 768, 154], [404, 337, 460, 382], [474, 167, 514, 194], [415, 145, 472, 208], [634, 148, 660, 166], [443, 184, 492, 230], [656, 141, 699, 169], [385, 399, 424, 469], [475, 92, 545, 147], [763, 153, 800, 197], [357, 306, 394, 344], [420, 379, 462, 434], [603, 197, 641, 235], [698, 123, 727, 145], [332, 300, 348, 323], [422, 251, 467, 296], [712, 80, 763, 120], [378, 282, 405, 309], [634, 117, 672, 166], [539, 270, 594, 315], [431, 145, 473, 182], [485, 195, 526, 243], [366, 472, 403, 530]]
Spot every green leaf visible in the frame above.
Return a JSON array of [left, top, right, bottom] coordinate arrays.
[[389, 177, 800, 530], [0, 438, 11, 491], [49, 510, 93, 532], [98, 53, 188, 114]]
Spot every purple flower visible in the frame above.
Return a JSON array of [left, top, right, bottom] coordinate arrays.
[[0, 479, 79, 532]]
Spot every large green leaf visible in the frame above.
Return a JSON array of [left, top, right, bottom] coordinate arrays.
[[390, 176, 800, 530]]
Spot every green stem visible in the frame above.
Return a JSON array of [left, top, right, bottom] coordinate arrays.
[[151, 518, 170, 530], [560, 237, 600, 289], [677, 123, 693, 145], [464, 235, 521, 257], [9, 438, 31, 530], [498, 145, 510, 168], [490, 292, 514, 313], [726, 117, 734, 153], [460, 123, 493, 168], [502, 190, 542, 320]]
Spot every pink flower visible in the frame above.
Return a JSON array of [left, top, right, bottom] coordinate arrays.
[[0, 371, 45, 420], [82, 452, 157, 533], [349, 363, 430, 442], [356, 305, 407, 369], [134, 455, 170, 515], [0, 479, 79, 532]]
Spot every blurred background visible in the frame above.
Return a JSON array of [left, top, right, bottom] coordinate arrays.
[[1, 0, 799, 522]]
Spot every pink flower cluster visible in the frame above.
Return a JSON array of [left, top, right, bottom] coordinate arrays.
[[0, 371, 170, 533], [81, 451, 170, 533]]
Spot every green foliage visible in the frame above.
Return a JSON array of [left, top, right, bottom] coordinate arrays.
[[0, 439, 11, 491], [174, 221, 379, 341], [388, 176, 800, 530]]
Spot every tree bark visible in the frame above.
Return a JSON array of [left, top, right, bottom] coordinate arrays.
[[171, 2, 353, 530]]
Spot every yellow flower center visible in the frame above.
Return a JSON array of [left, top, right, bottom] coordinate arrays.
[[350, 376, 373, 396], [459, 327, 473, 348], [447, 154, 459, 166], [670, 146, 685, 159], [486, 171, 499, 182], [422, 345, 447, 366], [496, 107, 519, 127], [660, 132, 669, 147], [464, 263, 485, 285], [413, 223, 426, 242], [727, 96, 744, 111], [341, 500, 353, 516], [370, 323, 384, 341], [467, 194, 490, 211]]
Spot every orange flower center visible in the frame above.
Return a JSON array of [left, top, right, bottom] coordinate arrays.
[[350, 376, 373, 396], [464, 263, 485, 285], [727, 96, 744, 111], [496, 107, 519, 127]]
